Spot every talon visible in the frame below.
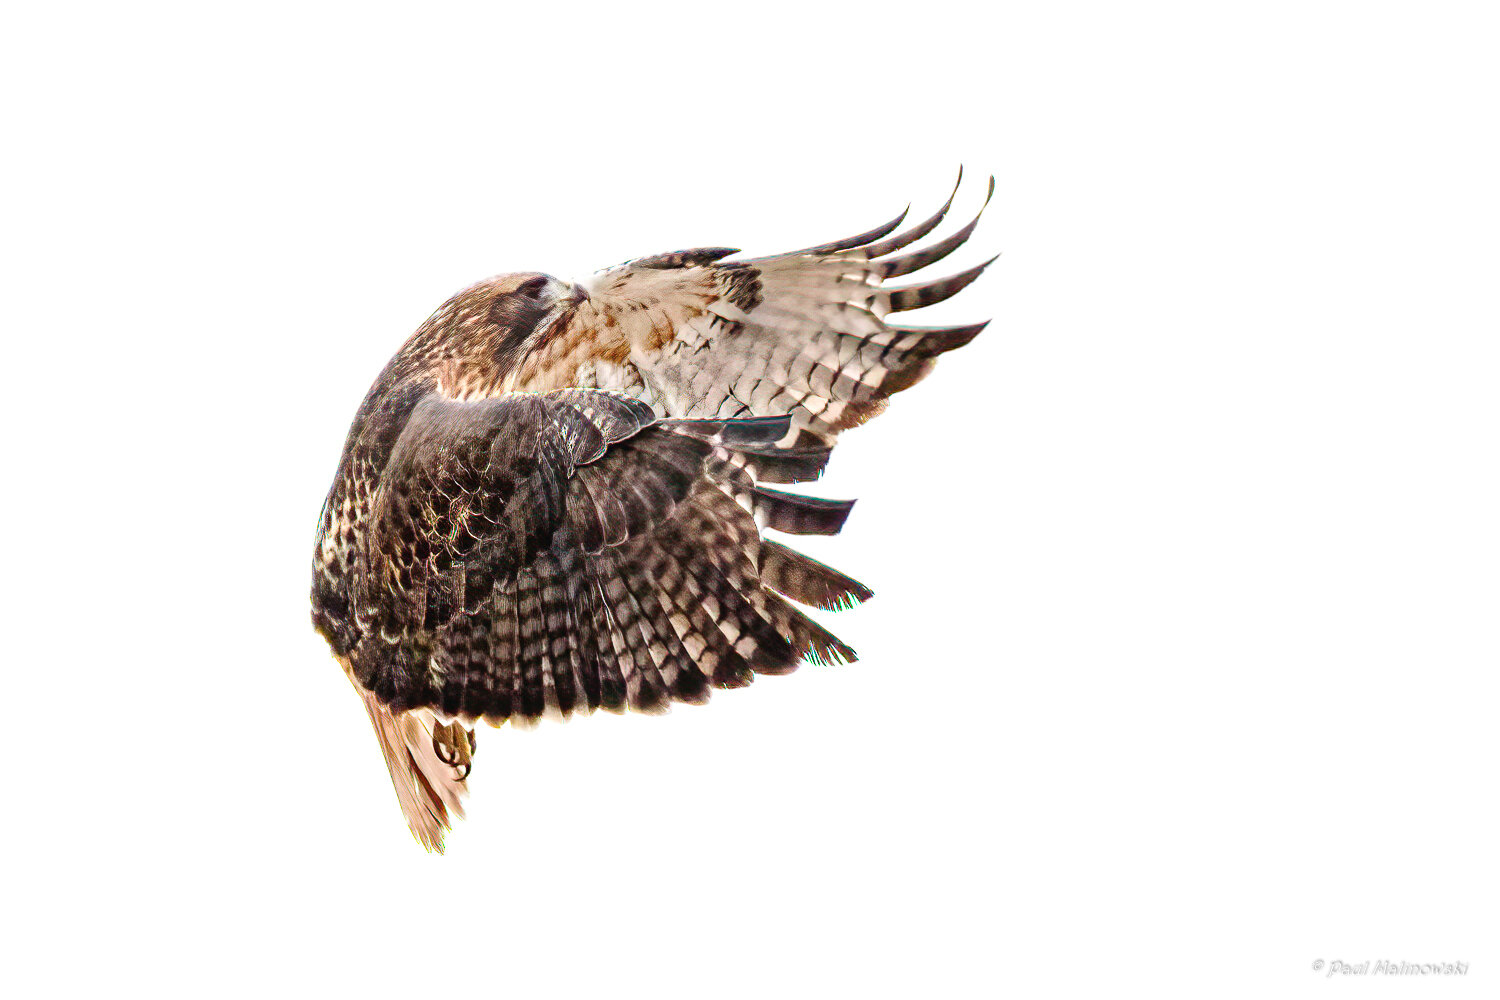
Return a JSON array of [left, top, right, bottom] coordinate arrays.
[[434, 737, 460, 766], [431, 721, 476, 777]]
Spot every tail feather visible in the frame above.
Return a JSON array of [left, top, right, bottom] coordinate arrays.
[[345, 659, 467, 854]]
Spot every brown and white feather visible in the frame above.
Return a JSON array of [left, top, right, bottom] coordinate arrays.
[[311, 174, 995, 850]]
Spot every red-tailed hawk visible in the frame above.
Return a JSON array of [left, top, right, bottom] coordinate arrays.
[[311, 173, 996, 851]]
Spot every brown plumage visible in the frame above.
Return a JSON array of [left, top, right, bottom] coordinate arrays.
[[311, 172, 997, 851]]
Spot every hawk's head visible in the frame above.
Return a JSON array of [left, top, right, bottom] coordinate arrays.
[[402, 271, 588, 400]]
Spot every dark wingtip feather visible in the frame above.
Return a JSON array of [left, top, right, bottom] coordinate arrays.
[[862, 167, 965, 259], [797, 206, 910, 256], [878, 177, 996, 278], [882, 254, 999, 314], [889, 320, 993, 356]]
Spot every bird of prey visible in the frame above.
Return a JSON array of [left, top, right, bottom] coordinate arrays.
[[311, 173, 997, 851]]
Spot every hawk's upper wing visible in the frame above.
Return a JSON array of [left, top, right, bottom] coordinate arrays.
[[338, 388, 868, 724], [510, 174, 995, 442]]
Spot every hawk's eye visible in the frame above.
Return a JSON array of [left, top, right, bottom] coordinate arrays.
[[516, 276, 550, 302]]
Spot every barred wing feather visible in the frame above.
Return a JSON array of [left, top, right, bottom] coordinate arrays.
[[515, 172, 996, 444]]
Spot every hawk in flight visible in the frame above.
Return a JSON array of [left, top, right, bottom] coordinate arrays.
[[311, 173, 997, 851]]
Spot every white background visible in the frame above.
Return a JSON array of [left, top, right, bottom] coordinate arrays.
[[4, 2, 1496, 997]]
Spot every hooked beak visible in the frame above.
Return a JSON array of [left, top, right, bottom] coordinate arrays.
[[533, 281, 587, 341]]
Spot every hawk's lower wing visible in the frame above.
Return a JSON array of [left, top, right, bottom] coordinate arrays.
[[511, 173, 995, 443], [343, 389, 871, 727]]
